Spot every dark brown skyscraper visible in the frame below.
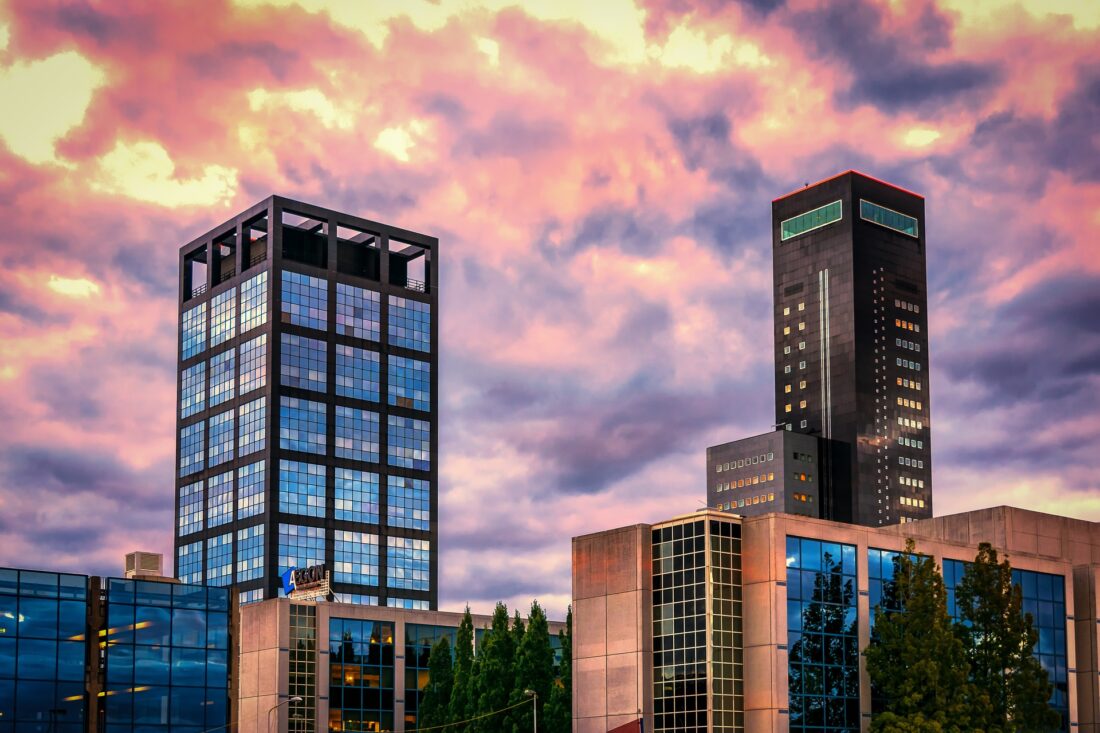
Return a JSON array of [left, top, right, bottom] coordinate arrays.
[[771, 171, 930, 526]]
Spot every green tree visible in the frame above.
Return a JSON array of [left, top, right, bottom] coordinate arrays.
[[448, 606, 476, 727], [866, 540, 975, 733], [544, 605, 572, 733], [417, 636, 453, 730], [509, 600, 555, 733], [471, 602, 516, 732], [955, 543, 1060, 733]]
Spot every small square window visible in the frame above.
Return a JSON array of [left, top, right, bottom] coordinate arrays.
[[784, 365, 792, 374], [799, 400, 807, 408], [799, 380, 807, 389], [783, 307, 790, 316], [785, 404, 792, 413], [784, 326, 791, 335], [798, 341, 806, 350], [799, 361, 806, 369], [798, 322, 805, 331], [784, 346, 791, 355], [800, 419, 807, 428], [798, 302, 805, 311], [785, 384, 792, 393]]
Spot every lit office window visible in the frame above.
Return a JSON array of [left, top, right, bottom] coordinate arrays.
[[209, 348, 236, 407], [179, 421, 205, 477], [336, 283, 381, 341], [181, 362, 206, 418], [210, 287, 237, 347], [238, 397, 266, 456], [279, 460, 326, 518], [336, 407, 380, 463], [336, 345, 380, 402], [387, 415, 430, 470], [236, 524, 265, 582], [387, 476, 430, 530], [206, 533, 233, 586], [239, 334, 267, 395], [207, 471, 233, 528], [281, 333, 327, 392], [178, 481, 204, 535], [388, 296, 431, 352], [388, 355, 431, 411], [237, 460, 265, 519], [240, 271, 268, 333], [387, 537, 430, 591], [334, 530, 379, 586], [335, 468, 380, 524], [182, 303, 207, 360], [280, 397, 327, 455], [281, 270, 328, 331]]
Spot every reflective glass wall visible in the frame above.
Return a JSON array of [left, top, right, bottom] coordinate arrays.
[[101, 578, 230, 733], [0, 568, 87, 733], [785, 537, 859, 733], [404, 623, 457, 729], [328, 617, 396, 732]]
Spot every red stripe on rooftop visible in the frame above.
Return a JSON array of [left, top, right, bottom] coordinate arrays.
[[772, 170, 924, 202]]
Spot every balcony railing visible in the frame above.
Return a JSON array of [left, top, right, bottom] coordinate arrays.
[[249, 251, 266, 268], [406, 278, 426, 293], [191, 283, 208, 298]]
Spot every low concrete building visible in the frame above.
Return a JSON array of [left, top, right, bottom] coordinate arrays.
[[238, 599, 566, 732], [574, 506, 1100, 733]]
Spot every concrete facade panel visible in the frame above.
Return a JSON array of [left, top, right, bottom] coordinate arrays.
[[575, 595, 607, 659], [606, 592, 643, 656]]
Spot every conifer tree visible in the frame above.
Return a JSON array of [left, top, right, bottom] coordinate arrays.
[[471, 602, 516, 732], [447, 606, 476, 727], [955, 543, 1060, 732], [509, 600, 555, 733], [865, 540, 975, 732], [544, 605, 572, 733], [417, 636, 453, 730]]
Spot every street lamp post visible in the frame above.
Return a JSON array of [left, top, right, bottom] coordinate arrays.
[[523, 689, 537, 733], [267, 696, 303, 733]]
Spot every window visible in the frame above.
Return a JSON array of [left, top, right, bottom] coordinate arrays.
[[279, 460, 326, 517], [207, 471, 233, 527], [860, 199, 918, 237], [799, 360, 806, 369], [785, 404, 792, 413], [177, 541, 202, 584], [239, 334, 267, 394], [240, 270, 268, 333], [280, 332, 327, 392], [783, 307, 790, 316], [237, 460, 265, 519], [784, 326, 791, 335], [785, 384, 792, 394], [387, 476, 430, 530], [798, 341, 805, 350], [278, 524, 325, 579], [336, 345, 380, 402], [387, 537, 430, 591], [178, 481, 204, 535], [181, 303, 207, 360], [800, 419, 807, 428], [181, 362, 206, 418], [798, 322, 805, 331], [238, 397, 266, 456], [281, 270, 328, 331], [780, 200, 842, 241], [388, 355, 431, 411], [208, 410, 234, 467], [236, 524, 264, 582], [387, 415, 430, 470], [799, 399, 807, 408], [335, 468, 379, 524], [209, 348, 235, 407], [336, 282, 381, 341], [784, 345, 791, 355], [784, 365, 792, 374], [280, 397, 326, 455], [798, 302, 805, 311], [206, 533, 233, 586], [336, 406, 380, 463], [179, 421, 205, 477], [388, 295, 431, 352], [210, 287, 237, 347], [334, 531, 379, 586], [799, 380, 807, 389]]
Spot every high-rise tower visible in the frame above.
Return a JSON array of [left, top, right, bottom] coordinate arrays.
[[771, 171, 930, 526], [174, 196, 438, 607]]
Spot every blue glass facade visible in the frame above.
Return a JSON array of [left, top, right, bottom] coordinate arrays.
[[102, 579, 230, 733], [328, 617, 396, 732], [0, 569, 232, 733], [786, 536, 859, 733], [943, 560, 1069, 730], [0, 568, 87, 733], [404, 624, 457, 728], [177, 199, 437, 607]]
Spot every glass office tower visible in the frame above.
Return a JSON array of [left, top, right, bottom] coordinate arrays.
[[174, 196, 438, 608], [772, 171, 931, 526]]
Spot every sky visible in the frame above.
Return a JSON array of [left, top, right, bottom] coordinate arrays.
[[0, 0, 1098, 619]]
